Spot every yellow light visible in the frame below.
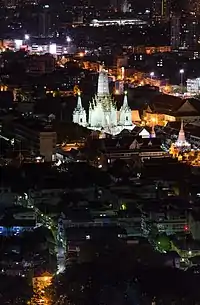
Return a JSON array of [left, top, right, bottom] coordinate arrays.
[[121, 203, 127, 210]]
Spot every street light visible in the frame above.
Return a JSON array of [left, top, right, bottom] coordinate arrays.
[[150, 72, 154, 78], [24, 34, 30, 41], [150, 72, 154, 84], [66, 36, 71, 54], [179, 69, 184, 94]]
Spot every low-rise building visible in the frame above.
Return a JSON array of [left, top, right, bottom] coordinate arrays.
[[27, 54, 55, 76], [0, 207, 36, 236], [95, 137, 169, 164], [144, 95, 200, 124], [3, 118, 57, 162]]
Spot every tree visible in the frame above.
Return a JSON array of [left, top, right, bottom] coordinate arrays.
[[109, 159, 130, 181], [156, 234, 171, 252]]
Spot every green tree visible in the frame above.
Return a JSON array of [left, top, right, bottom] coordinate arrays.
[[156, 234, 171, 252]]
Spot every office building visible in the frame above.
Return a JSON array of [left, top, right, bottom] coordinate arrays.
[[152, 0, 171, 21], [171, 15, 180, 48], [5, 119, 57, 162], [2, 0, 19, 7], [171, 13, 198, 50], [110, 0, 131, 12], [27, 54, 55, 76], [38, 7, 51, 37]]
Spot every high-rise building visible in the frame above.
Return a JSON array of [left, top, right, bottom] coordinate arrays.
[[152, 0, 171, 21], [170, 12, 198, 50], [110, 0, 131, 12], [1, 0, 39, 7], [2, 0, 19, 7], [188, 0, 200, 15], [170, 15, 180, 48], [171, 0, 187, 13], [84, 0, 107, 8], [110, 0, 125, 11], [38, 7, 51, 37], [121, 0, 131, 13]]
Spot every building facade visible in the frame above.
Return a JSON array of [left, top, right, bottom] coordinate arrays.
[[187, 78, 200, 94], [152, 0, 171, 21], [171, 13, 198, 50]]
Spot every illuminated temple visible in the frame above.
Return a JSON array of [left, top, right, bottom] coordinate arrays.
[[174, 120, 190, 150], [73, 67, 135, 135]]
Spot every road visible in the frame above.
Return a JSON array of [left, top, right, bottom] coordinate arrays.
[[17, 194, 66, 274]]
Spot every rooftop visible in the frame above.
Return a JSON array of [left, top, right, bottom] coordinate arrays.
[[13, 117, 54, 133], [87, 136, 162, 153], [148, 95, 200, 117], [0, 213, 35, 227], [165, 122, 200, 139]]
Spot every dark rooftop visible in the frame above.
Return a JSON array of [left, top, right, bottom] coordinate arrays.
[[13, 117, 54, 133]]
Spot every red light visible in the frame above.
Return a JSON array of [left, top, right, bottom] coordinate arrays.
[[184, 225, 189, 231]]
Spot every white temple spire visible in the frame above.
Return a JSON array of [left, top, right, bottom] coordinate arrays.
[[118, 90, 132, 127], [177, 120, 186, 142], [76, 91, 83, 109], [122, 91, 129, 109], [73, 91, 87, 127], [174, 119, 190, 149], [97, 69, 109, 96]]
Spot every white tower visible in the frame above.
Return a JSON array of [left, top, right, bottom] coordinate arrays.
[[174, 120, 190, 148], [177, 120, 186, 142], [73, 92, 87, 127], [97, 67, 110, 96], [119, 91, 132, 126]]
